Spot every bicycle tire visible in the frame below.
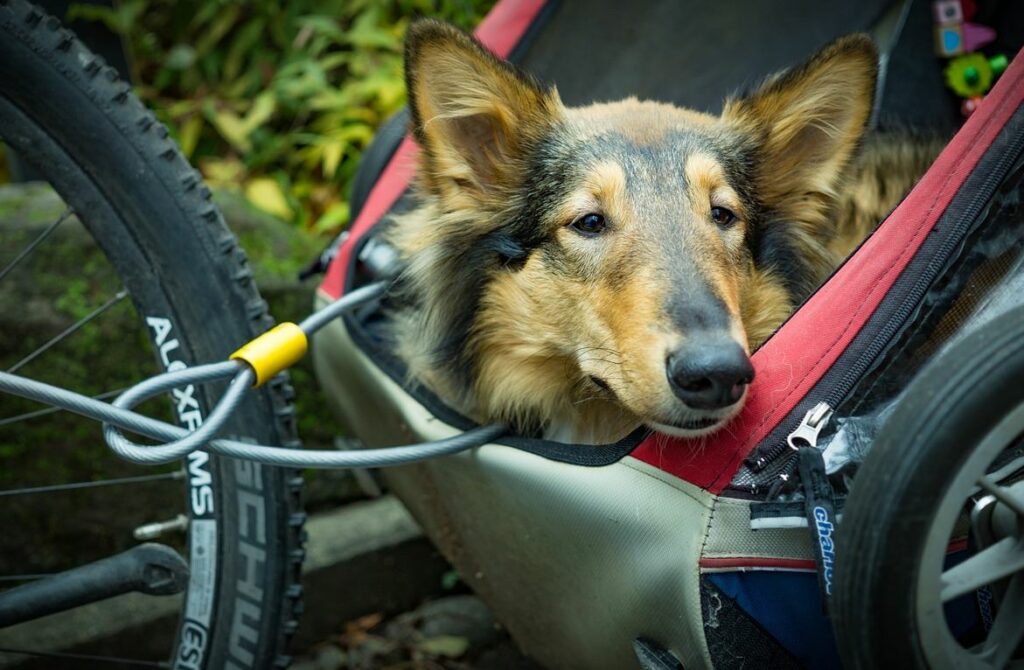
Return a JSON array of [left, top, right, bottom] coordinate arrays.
[[833, 304, 1024, 669], [0, 1, 304, 668]]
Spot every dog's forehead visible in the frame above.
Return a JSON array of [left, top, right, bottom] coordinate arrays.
[[567, 98, 717, 141], [556, 100, 731, 192]]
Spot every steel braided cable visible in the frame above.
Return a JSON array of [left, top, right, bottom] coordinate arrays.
[[298, 281, 387, 335], [0, 371, 506, 467]]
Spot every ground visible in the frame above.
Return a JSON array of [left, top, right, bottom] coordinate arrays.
[[291, 595, 543, 670]]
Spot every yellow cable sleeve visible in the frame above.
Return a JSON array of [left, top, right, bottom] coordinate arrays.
[[230, 322, 308, 387]]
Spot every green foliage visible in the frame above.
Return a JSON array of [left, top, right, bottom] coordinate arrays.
[[68, 0, 493, 234]]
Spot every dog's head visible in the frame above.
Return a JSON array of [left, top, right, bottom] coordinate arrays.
[[397, 20, 877, 439]]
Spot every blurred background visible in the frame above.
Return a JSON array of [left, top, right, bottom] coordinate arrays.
[[5, 0, 492, 235]]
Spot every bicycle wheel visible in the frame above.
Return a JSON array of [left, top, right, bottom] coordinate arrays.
[[0, 1, 304, 667], [833, 305, 1024, 669]]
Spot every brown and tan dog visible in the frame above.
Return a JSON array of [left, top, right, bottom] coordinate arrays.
[[387, 20, 939, 444]]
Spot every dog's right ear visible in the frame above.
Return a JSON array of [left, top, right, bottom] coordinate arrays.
[[721, 35, 878, 215], [404, 20, 561, 201]]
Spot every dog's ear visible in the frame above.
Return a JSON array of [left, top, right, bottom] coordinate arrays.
[[722, 34, 878, 211], [404, 19, 561, 199]]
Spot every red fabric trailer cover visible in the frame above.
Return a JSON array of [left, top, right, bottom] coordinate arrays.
[[319, 8, 1023, 493]]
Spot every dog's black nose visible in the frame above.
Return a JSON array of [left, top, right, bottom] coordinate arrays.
[[666, 338, 754, 410]]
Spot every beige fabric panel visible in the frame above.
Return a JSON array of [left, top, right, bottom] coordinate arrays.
[[312, 297, 716, 670], [704, 496, 816, 563]]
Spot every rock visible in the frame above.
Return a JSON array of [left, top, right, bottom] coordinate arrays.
[[419, 634, 471, 658], [413, 595, 501, 653]]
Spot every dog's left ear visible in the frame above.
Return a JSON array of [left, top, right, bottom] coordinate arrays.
[[404, 19, 562, 201], [722, 34, 878, 208]]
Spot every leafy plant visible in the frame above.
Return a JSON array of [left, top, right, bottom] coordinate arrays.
[[68, 0, 493, 234]]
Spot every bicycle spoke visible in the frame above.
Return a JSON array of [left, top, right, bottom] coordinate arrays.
[[982, 456, 1024, 493], [941, 537, 1024, 602], [0, 387, 128, 426], [978, 476, 1024, 518], [0, 208, 73, 284], [0, 646, 168, 668], [0, 470, 181, 497], [6, 288, 128, 373]]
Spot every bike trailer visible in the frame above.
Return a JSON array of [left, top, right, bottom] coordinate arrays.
[[311, 1, 1024, 667]]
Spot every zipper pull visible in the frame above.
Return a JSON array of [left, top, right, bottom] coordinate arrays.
[[787, 401, 834, 451], [745, 401, 836, 473], [791, 401, 839, 610]]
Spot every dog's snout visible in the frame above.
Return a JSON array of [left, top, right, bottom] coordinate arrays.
[[666, 338, 754, 410]]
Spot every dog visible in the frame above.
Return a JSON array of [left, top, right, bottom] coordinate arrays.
[[385, 19, 939, 444]]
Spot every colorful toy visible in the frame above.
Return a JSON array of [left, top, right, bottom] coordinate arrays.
[[945, 52, 1008, 98], [935, 0, 977, 22], [933, 0, 995, 57], [935, 22, 966, 56], [963, 21, 997, 51], [932, 0, 1005, 117], [960, 96, 983, 117], [933, 0, 964, 23]]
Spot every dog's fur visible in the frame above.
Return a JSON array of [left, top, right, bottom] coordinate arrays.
[[387, 20, 940, 444]]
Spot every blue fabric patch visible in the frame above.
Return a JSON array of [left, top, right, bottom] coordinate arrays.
[[709, 556, 981, 669], [944, 550, 984, 639], [708, 571, 839, 669]]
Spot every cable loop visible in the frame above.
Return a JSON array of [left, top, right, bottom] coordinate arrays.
[[103, 362, 250, 464]]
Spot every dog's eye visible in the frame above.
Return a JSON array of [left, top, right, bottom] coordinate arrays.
[[710, 206, 737, 227], [569, 213, 607, 237]]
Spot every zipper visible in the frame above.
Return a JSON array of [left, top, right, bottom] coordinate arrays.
[[749, 401, 834, 476], [746, 112, 1024, 477]]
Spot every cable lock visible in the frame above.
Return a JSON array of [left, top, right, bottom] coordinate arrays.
[[230, 322, 307, 387], [0, 280, 508, 468]]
